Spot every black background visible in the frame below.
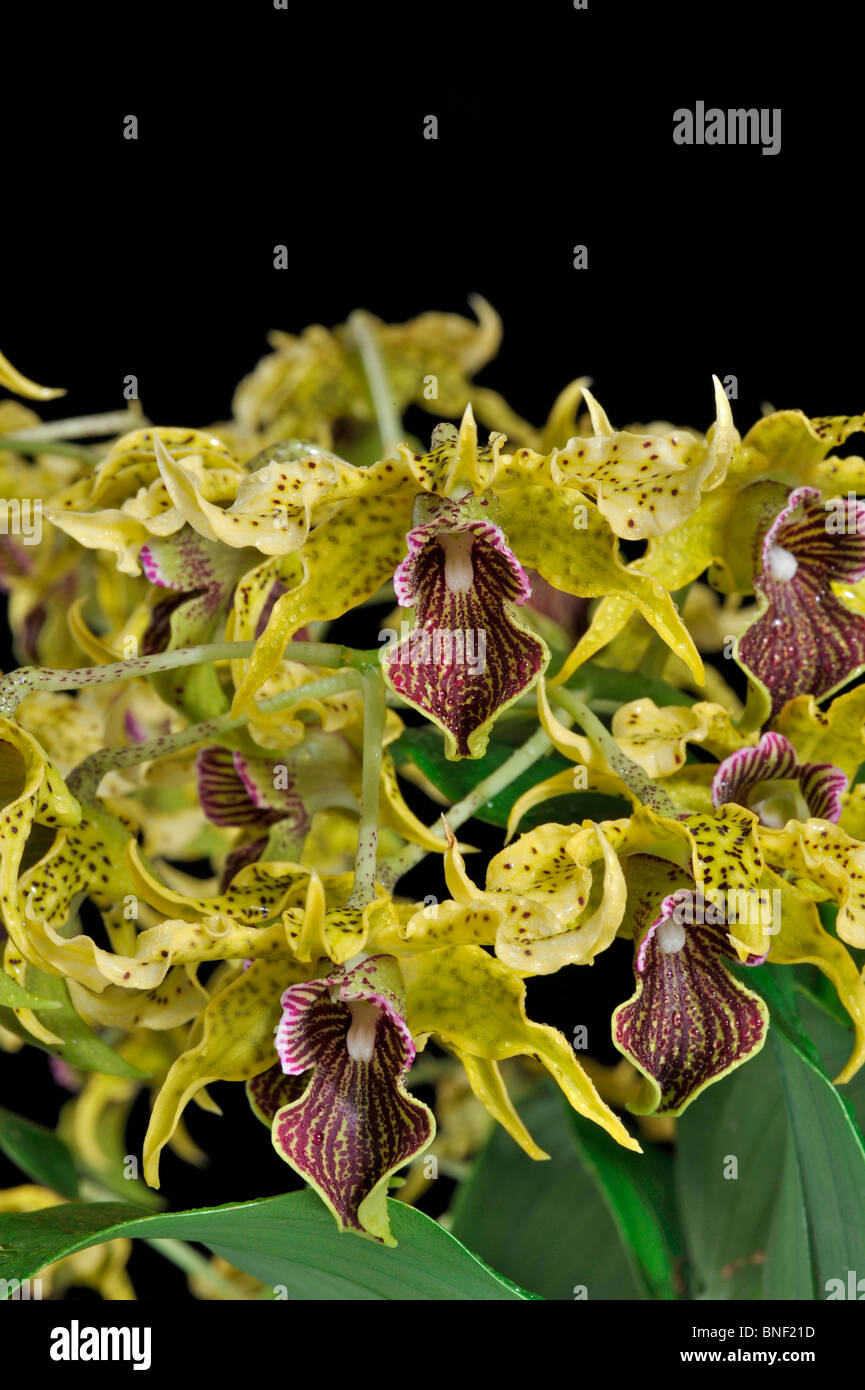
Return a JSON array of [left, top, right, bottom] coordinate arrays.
[[1, 0, 862, 1301]]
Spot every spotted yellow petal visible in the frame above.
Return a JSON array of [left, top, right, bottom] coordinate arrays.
[[774, 684, 865, 780], [548, 376, 736, 539], [402, 944, 640, 1152], [144, 957, 306, 1186], [230, 486, 413, 717], [611, 698, 751, 777], [759, 820, 865, 950], [764, 868, 865, 1082], [490, 482, 703, 683]]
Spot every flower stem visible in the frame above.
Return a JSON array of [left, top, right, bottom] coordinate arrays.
[[0, 643, 255, 716], [67, 671, 362, 799], [144, 1237, 266, 1300], [347, 668, 387, 908], [347, 310, 402, 457], [0, 639, 373, 717], [377, 721, 556, 891], [550, 685, 676, 815], [0, 407, 145, 443]]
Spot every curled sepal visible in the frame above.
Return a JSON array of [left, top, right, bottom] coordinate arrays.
[[402, 943, 640, 1153], [549, 376, 736, 539], [612, 890, 768, 1116], [758, 820, 865, 950], [382, 494, 548, 759], [272, 955, 434, 1244], [0, 348, 65, 400], [765, 869, 865, 1082], [736, 486, 865, 724], [611, 698, 751, 778], [0, 717, 81, 1007], [143, 957, 304, 1186]]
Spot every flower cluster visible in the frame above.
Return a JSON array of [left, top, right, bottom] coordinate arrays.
[[1, 311, 864, 1249]]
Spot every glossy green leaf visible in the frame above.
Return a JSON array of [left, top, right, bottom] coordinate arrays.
[[565, 1104, 682, 1300], [0, 1106, 79, 1199], [563, 660, 697, 708], [677, 963, 865, 1300], [391, 725, 627, 829], [0, 966, 149, 1080], [676, 1042, 785, 1299], [0, 1191, 534, 1300], [450, 1083, 649, 1299]]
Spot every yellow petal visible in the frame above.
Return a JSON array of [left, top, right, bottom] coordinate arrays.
[[774, 684, 865, 780], [492, 483, 703, 683], [143, 957, 303, 1186], [453, 1049, 548, 1160], [402, 944, 640, 1152], [0, 348, 65, 400], [759, 820, 865, 950], [230, 482, 413, 717], [765, 869, 865, 1082], [611, 698, 751, 777]]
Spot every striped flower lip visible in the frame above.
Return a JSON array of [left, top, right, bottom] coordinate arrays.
[[382, 494, 548, 759], [613, 887, 768, 1116], [737, 486, 865, 720], [271, 955, 433, 1244], [139, 526, 249, 654], [712, 731, 847, 826], [196, 733, 358, 884]]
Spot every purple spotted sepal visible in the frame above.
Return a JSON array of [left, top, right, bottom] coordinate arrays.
[[272, 955, 434, 1244], [612, 889, 768, 1116], [712, 731, 847, 826], [382, 494, 548, 759], [737, 486, 865, 723]]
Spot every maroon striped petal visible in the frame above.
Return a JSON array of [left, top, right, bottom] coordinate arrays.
[[140, 526, 247, 652], [798, 760, 848, 821], [246, 1061, 308, 1125], [197, 746, 289, 827], [272, 956, 433, 1242], [383, 496, 548, 758], [712, 730, 847, 825], [737, 487, 865, 720], [613, 889, 768, 1115]]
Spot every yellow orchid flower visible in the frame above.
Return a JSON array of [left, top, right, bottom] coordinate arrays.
[[145, 404, 707, 757]]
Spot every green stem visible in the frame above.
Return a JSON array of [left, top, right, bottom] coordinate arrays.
[[377, 721, 556, 891], [347, 668, 387, 908], [0, 643, 254, 716], [67, 670, 362, 799], [0, 639, 371, 717], [144, 1237, 266, 1300], [0, 438, 99, 463], [550, 686, 675, 816], [347, 309, 401, 457], [0, 408, 145, 442]]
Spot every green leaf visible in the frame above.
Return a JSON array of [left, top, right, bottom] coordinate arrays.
[[0, 1192, 534, 1300], [0, 1106, 79, 1199], [564, 660, 697, 708], [0, 974, 62, 1011], [0, 966, 149, 1080], [676, 1042, 785, 1299], [391, 725, 627, 829], [677, 963, 865, 1300], [564, 1103, 682, 1300], [450, 1083, 654, 1299]]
